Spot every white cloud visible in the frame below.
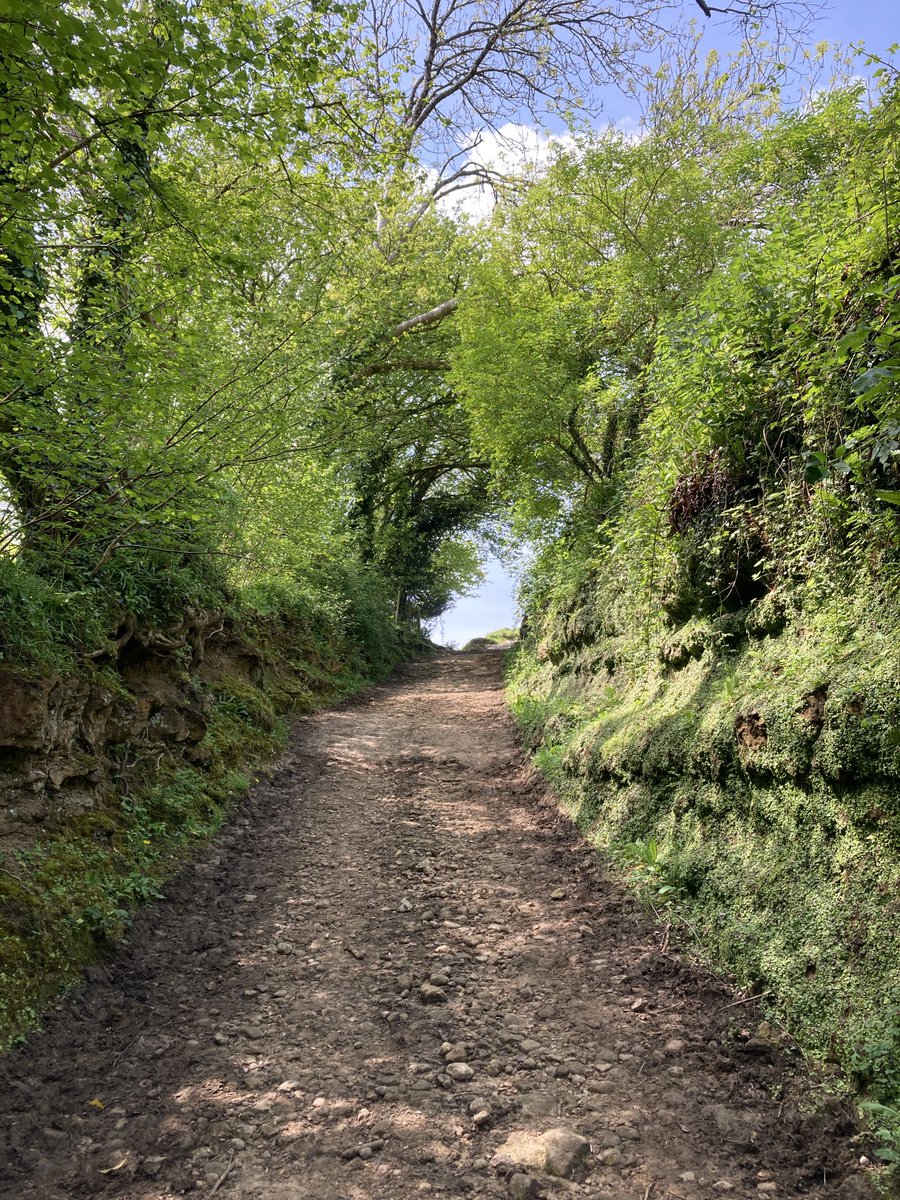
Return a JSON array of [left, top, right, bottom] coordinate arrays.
[[434, 117, 646, 221], [436, 121, 576, 221]]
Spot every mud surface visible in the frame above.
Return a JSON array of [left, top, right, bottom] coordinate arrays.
[[0, 651, 865, 1199]]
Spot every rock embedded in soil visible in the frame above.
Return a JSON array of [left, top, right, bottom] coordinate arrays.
[[493, 1128, 590, 1179], [420, 983, 448, 1004], [508, 1173, 542, 1200]]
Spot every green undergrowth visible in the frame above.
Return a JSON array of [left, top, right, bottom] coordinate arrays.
[[0, 580, 407, 1049], [461, 627, 519, 651], [507, 586, 900, 1181]]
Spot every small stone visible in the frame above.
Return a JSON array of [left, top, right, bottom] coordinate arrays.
[[664, 1038, 686, 1055], [399, 898, 413, 912], [739, 1037, 773, 1057], [419, 983, 448, 1005], [549, 888, 567, 901], [757, 1186, 777, 1194], [472, 1109, 492, 1127], [679, 1171, 697, 1183], [593, 1132, 620, 1150], [597, 1148, 623, 1167], [630, 998, 647, 1012], [429, 973, 451, 987], [443, 1042, 469, 1063], [213, 1031, 229, 1045], [446, 1063, 475, 1082], [712, 1183, 735, 1193], [521, 1094, 556, 1119], [508, 1173, 541, 1200]]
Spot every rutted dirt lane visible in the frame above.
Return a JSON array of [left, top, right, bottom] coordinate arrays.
[[0, 651, 865, 1200]]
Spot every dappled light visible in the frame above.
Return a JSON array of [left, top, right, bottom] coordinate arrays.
[[0, 654, 859, 1198], [1, 0, 898, 1194]]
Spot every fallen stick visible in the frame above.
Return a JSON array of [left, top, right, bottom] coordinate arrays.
[[720, 991, 770, 1010], [209, 1153, 236, 1197]]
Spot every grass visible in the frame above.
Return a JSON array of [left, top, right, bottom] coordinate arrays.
[[505, 588, 900, 1189], [461, 627, 519, 651], [0, 591, 405, 1049]]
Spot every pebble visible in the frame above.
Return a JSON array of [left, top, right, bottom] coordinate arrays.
[[419, 983, 448, 1005], [550, 888, 567, 900], [446, 1062, 475, 1081], [508, 1173, 541, 1200]]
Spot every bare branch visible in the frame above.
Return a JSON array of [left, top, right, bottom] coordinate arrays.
[[388, 297, 459, 340]]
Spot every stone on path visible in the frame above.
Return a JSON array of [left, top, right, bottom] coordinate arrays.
[[508, 1173, 542, 1199], [492, 1127, 590, 1178], [419, 982, 447, 1004]]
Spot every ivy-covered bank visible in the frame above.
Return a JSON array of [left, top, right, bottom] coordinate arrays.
[[508, 585, 900, 1170], [0, 576, 409, 1049]]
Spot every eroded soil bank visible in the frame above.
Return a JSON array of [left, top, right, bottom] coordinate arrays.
[[0, 651, 868, 1199]]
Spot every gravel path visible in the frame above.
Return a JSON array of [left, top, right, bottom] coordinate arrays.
[[0, 650, 865, 1199]]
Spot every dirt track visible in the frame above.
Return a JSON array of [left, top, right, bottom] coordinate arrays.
[[0, 650, 867, 1199]]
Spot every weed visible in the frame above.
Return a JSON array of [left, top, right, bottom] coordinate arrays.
[[615, 837, 684, 906]]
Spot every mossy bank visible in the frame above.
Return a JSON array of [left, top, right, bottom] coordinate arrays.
[[0, 582, 410, 1048], [508, 583, 900, 1178]]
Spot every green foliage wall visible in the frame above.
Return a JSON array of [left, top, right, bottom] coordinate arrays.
[[468, 69, 900, 1178]]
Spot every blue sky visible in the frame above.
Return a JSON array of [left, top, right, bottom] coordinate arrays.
[[430, 555, 520, 648], [433, 0, 896, 647]]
